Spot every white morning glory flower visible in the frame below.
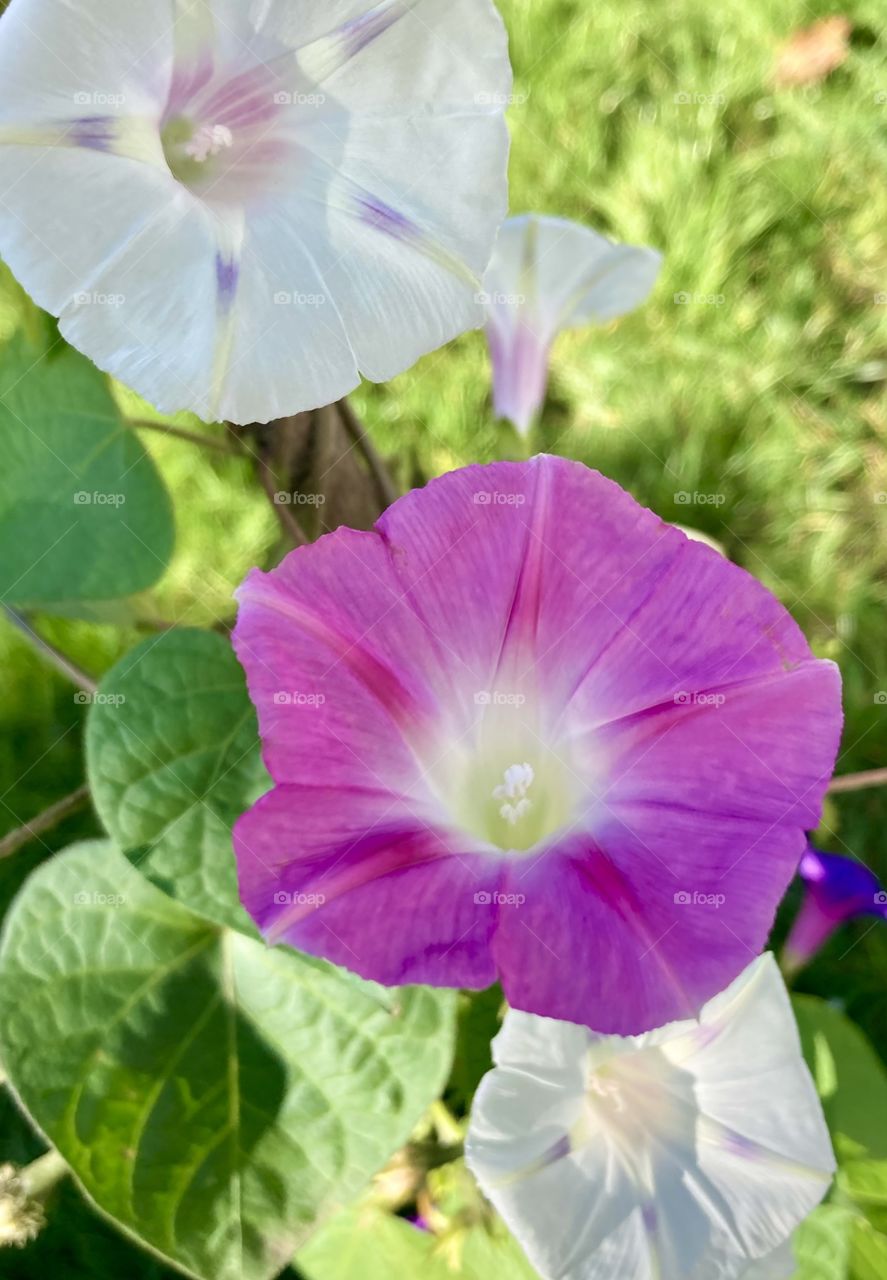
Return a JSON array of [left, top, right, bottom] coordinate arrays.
[[0, 0, 511, 423], [483, 215, 661, 433], [465, 954, 833, 1280]]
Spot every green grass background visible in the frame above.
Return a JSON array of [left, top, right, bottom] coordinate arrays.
[[1, 0, 887, 1267]]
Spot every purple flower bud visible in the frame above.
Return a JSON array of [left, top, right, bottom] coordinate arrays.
[[783, 845, 887, 974]]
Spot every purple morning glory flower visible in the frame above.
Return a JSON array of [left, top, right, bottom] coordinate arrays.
[[232, 456, 842, 1034], [783, 845, 887, 973]]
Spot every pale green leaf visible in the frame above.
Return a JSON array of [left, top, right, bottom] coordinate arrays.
[[298, 1202, 539, 1280], [793, 995, 887, 1162], [850, 1217, 887, 1280], [0, 841, 456, 1280], [794, 1204, 855, 1280]]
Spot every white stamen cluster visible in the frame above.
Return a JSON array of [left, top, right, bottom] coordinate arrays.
[[493, 762, 535, 826], [587, 1069, 627, 1113], [185, 123, 234, 163]]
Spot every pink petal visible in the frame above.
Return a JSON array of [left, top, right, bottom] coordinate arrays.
[[235, 786, 505, 987]]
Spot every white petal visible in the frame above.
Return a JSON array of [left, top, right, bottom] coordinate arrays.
[[286, 152, 483, 381], [482, 215, 660, 432], [258, 0, 511, 387], [216, 193, 359, 422], [0, 0, 171, 124], [0, 140, 225, 416], [287, 116, 504, 383], [465, 954, 832, 1280], [505, 1143, 648, 1280], [265, 0, 511, 111], [0, 133, 356, 422], [487, 216, 662, 337], [251, 0, 399, 48], [276, 0, 510, 384], [486, 318, 552, 435], [683, 956, 836, 1173], [491, 1007, 594, 1083]]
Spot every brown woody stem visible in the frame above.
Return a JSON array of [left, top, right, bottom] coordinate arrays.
[[829, 767, 887, 794], [337, 397, 399, 509], [2, 608, 97, 693], [0, 785, 91, 861]]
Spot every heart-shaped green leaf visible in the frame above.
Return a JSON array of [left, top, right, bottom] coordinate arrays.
[[0, 337, 174, 609], [86, 629, 267, 933]]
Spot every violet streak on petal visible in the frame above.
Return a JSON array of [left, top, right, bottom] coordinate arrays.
[[782, 844, 887, 973], [215, 251, 239, 313], [465, 954, 833, 1280], [69, 115, 118, 152], [356, 194, 417, 241], [297, 0, 412, 78], [232, 456, 842, 1034]]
